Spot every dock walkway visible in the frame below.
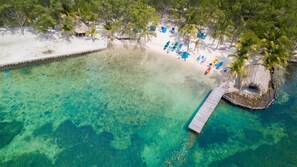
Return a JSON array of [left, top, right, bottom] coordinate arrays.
[[188, 86, 227, 133]]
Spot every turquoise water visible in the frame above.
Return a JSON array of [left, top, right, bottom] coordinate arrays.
[[0, 47, 296, 167]]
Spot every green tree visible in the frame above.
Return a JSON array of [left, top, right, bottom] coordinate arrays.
[[86, 25, 97, 39], [34, 14, 56, 33], [260, 30, 291, 69], [211, 14, 233, 49], [229, 59, 247, 88]]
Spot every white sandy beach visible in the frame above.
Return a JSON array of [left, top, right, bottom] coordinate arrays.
[[0, 22, 236, 81], [112, 22, 236, 78], [0, 27, 107, 67]]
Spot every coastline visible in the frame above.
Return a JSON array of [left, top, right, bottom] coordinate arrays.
[[1, 25, 276, 110], [0, 27, 108, 68], [1, 25, 235, 84]]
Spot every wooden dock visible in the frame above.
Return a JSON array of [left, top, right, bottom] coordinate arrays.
[[188, 86, 227, 133]]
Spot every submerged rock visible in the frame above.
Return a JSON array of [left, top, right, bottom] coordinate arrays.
[[0, 121, 24, 148]]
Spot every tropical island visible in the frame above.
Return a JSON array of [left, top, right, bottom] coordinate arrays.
[[1, 0, 297, 166]]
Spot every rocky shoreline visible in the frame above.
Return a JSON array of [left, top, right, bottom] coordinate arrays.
[[223, 85, 276, 110], [289, 54, 297, 62], [222, 66, 277, 110]]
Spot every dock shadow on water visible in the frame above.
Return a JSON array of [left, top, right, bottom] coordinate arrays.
[[0, 48, 297, 167]]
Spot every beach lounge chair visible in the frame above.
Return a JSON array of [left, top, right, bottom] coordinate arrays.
[[201, 33, 207, 39], [197, 55, 201, 61], [197, 33, 201, 38], [222, 68, 229, 74], [218, 46, 228, 50], [150, 26, 156, 32], [197, 33, 207, 39], [197, 55, 204, 62], [200, 55, 205, 62], [161, 26, 167, 33], [201, 57, 207, 63], [171, 27, 175, 33]]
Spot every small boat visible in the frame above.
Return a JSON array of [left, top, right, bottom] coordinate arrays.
[[204, 67, 211, 75], [212, 58, 219, 66], [216, 61, 223, 70], [164, 41, 170, 50], [171, 42, 179, 52]]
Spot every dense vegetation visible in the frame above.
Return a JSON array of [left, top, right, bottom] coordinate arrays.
[[1, 0, 297, 71]]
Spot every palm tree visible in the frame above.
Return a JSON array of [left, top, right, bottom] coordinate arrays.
[[194, 39, 200, 51], [137, 29, 157, 43], [178, 24, 197, 51], [229, 59, 247, 89], [228, 49, 250, 62], [211, 19, 233, 49], [86, 25, 97, 40], [228, 32, 259, 62], [237, 32, 260, 53], [260, 30, 291, 69]]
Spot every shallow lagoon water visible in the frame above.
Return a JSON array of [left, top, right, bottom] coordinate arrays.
[[0, 47, 296, 166]]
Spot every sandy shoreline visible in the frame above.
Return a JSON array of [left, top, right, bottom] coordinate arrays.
[[111, 23, 236, 83], [1, 24, 235, 83], [0, 27, 107, 67]]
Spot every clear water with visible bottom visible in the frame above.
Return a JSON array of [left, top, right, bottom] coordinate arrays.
[[0, 47, 296, 166]]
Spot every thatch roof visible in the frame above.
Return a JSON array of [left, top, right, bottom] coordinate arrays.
[[241, 64, 271, 94], [74, 22, 89, 34]]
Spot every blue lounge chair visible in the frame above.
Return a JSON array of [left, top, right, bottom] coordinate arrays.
[[197, 55, 204, 62], [197, 55, 201, 61], [222, 68, 229, 74], [161, 26, 167, 33], [197, 33, 207, 39], [150, 26, 156, 32], [171, 27, 175, 33]]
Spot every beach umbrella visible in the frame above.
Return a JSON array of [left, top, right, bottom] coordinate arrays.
[[182, 52, 190, 59], [161, 26, 167, 33]]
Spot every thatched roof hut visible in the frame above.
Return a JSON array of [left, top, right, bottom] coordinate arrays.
[[241, 64, 271, 95], [74, 22, 89, 37]]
